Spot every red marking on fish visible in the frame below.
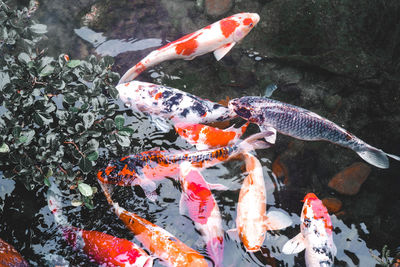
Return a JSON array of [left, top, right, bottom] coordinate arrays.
[[155, 92, 163, 100], [175, 34, 200, 56], [303, 193, 333, 234], [243, 18, 253, 26], [220, 19, 240, 38]]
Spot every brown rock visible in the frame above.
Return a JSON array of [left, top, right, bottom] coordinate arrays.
[[322, 197, 342, 213], [205, 0, 233, 17], [272, 156, 289, 185], [328, 162, 371, 195]]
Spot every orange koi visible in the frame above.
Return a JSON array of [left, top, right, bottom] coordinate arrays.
[[99, 182, 208, 267], [228, 152, 292, 251], [0, 238, 29, 267], [174, 122, 249, 150], [118, 13, 260, 84], [47, 186, 152, 267], [97, 132, 272, 200]]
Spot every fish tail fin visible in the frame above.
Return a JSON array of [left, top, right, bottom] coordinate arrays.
[[46, 184, 70, 227], [118, 51, 161, 84], [238, 132, 273, 153], [355, 145, 391, 169]]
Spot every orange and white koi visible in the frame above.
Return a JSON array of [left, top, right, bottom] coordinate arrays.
[[117, 81, 236, 132], [174, 122, 249, 150], [0, 238, 29, 267], [118, 13, 260, 84], [179, 162, 225, 267], [97, 132, 272, 200], [228, 152, 292, 251], [99, 182, 208, 267], [47, 186, 153, 267], [282, 193, 337, 267]]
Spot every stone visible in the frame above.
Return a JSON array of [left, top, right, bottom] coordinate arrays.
[[205, 0, 233, 17], [328, 162, 371, 195], [322, 197, 342, 213], [271, 156, 289, 185]]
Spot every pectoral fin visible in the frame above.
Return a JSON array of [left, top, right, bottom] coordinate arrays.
[[264, 210, 292, 230], [282, 233, 306, 254], [227, 228, 240, 242], [213, 42, 236, 61], [139, 178, 158, 201], [207, 182, 228, 191], [259, 125, 277, 144]]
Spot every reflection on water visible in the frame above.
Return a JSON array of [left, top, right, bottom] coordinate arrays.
[[74, 27, 162, 57]]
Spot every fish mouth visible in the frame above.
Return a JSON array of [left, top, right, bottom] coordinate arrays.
[[252, 13, 260, 26]]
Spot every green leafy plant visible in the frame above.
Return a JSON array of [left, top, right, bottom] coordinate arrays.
[[0, 0, 135, 207]]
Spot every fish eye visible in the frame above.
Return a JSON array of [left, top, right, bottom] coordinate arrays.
[[235, 107, 252, 119], [249, 23, 253, 27]]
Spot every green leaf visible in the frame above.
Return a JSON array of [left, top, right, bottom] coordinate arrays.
[[118, 127, 134, 136], [71, 199, 83, 206], [114, 115, 125, 130], [87, 151, 99, 161], [18, 52, 31, 64], [104, 118, 114, 131], [44, 177, 51, 187], [0, 143, 9, 153], [116, 133, 130, 147], [79, 157, 92, 173], [78, 182, 93, 197], [30, 23, 47, 34], [39, 65, 54, 77], [82, 112, 95, 129], [67, 60, 81, 68], [85, 139, 99, 153]]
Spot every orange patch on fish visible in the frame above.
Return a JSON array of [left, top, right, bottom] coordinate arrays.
[[155, 92, 163, 100], [175, 34, 201, 56], [243, 18, 253, 26], [220, 19, 240, 38]]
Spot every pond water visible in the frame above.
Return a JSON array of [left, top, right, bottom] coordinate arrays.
[[1, 0, 400, 266]]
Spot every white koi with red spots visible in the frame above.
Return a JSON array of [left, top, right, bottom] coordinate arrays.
[[174, 122, 249, 150], [118, 12, 260, 84], [117, 81, 236, 131], [179, 162, 226, 267], [228, 152, 292, 252], [282, 193, 337, 267]]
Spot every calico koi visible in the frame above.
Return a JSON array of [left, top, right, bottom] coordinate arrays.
[[174, 122, 249, 150], [229, 96, 400, 169], [118, 13, 260, 84], [99, 182, 208, 267], [97, 132, 272, 199], [47, 186, 153, 267], [179, 162, 226, 266], [117, 81, 236, 132], [228, 152, 292, 251], [0, 237, 29, 267], [282, 193, 337, 267]]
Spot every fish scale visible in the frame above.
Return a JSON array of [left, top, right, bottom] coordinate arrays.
[[229, 96, 400, 168]]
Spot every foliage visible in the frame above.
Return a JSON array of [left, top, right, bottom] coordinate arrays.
[[370, 245, 396, 266], [0, 0, 135, 207]]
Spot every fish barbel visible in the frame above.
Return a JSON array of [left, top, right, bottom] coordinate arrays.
[[229, 96, 400, 168]]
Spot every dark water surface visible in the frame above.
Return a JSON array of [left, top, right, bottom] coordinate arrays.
[[1, 0, 400, 266]]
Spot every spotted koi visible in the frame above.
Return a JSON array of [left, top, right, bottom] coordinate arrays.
[[118, 13, 260, 84], [117, 81, 236, 131], [174, 122, 249, 150], [229, 96, 400, 169], [282, 193, 337, 267], [0, 238, 29, 267]]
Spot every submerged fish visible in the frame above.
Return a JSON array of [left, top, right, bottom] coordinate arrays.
[[117, 81, 236, 132], [97, 132, 272, 199], [0, 237, 29, 267], [228, 152, 292, 251], [118, 12, 260, 84], [47, 187, 152, 267], [174, 122, 249, 150], [282, 193, 337, 267], [99, 182, 208, 267], [228, 96, 400, 169], [179, 162, 225, 266]]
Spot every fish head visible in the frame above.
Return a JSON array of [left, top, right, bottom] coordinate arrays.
[[230, 13, 260, 42], [228, 97, 263, 123], [301, 193, 333, 235]]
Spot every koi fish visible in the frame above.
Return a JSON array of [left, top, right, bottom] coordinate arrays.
[[118, 13, 260, 84], [117, 81, 236, 132], [99, 182, 208, 267], [174, 122, 249, 150], [179, 162, 225, 266], [228, 152, 292, 251], [282, 193, 337, 267], [47, 186, 153, 267], [0, 237, 29, 267], [97, 132, 272, 200], [228, 96, 400, 169]]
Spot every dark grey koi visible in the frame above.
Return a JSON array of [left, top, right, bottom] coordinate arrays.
[[228, 96, 400, 169]]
